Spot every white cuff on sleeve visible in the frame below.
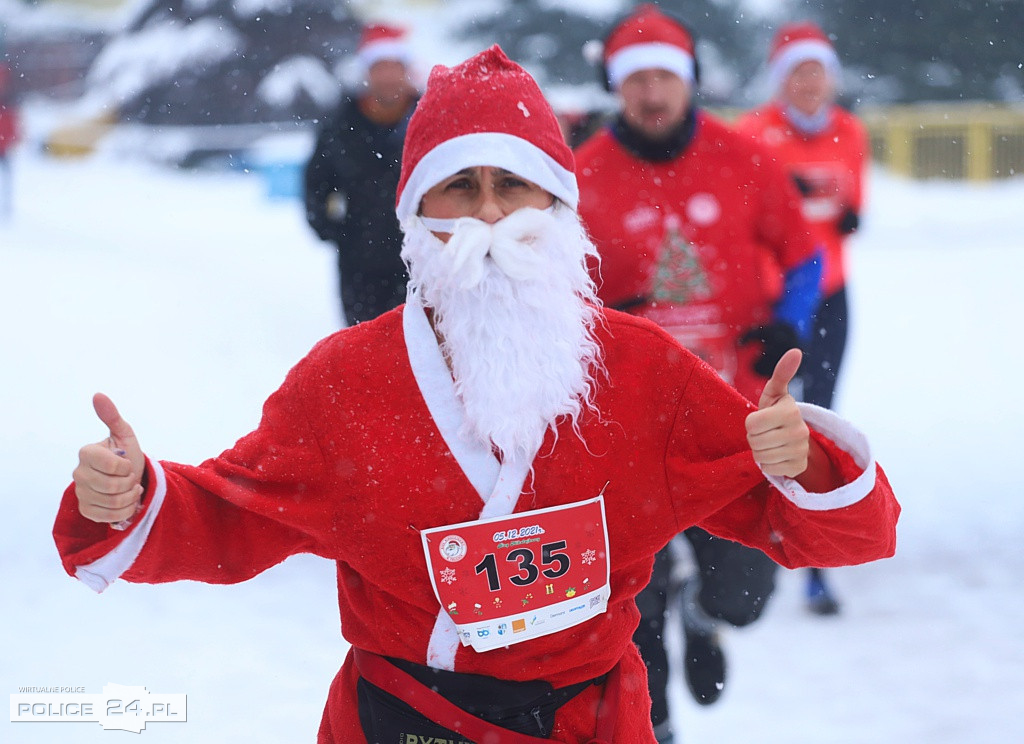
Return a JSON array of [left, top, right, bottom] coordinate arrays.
[[75, 460, 168, 592], [760, 403, 876, 512]]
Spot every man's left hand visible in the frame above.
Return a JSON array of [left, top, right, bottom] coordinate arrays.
[[745, 348, 809, 478]]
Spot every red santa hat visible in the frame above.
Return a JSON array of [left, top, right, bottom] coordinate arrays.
[[395, 45, 577, 224], [603, 4, 696, 90], [356, 23, 412, 72], [768, 22, 841, 93]]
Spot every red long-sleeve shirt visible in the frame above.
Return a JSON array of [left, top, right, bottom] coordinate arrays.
[[575, 111, 818, 400], [735, 102, 869, 297]]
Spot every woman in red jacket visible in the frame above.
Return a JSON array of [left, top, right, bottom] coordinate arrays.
[[736, 22, 870, 616]]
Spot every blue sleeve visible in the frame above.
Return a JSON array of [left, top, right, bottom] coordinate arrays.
[[774, 251, 823, 342]]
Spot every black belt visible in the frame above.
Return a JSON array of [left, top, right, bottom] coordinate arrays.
[[354, 649, 612, 742]]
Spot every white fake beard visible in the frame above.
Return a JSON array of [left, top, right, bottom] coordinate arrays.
[[402, 205, 604, 462]]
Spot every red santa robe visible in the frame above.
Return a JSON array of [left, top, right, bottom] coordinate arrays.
[[53, 294, 899, 743], [734, 102, 869, 299], [575, 111, 817, 401]]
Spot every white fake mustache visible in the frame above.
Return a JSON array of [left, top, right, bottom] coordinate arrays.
[[425, 207, 558, 289]]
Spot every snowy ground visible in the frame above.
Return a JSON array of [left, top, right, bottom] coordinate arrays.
[[2, 144, 1023, 743]]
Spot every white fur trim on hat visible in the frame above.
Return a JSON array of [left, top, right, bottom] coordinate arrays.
[[606, 42, 695, 89], [358, 39, 411, 71], [769, 38, 840, 93], [395, 132, 579, 225]]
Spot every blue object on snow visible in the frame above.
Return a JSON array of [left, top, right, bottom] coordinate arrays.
[[261, 161, 303, 201], [247, 130, 315, 201]]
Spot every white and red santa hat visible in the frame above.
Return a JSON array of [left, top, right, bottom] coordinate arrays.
[[394, 45, 578, 225], [356, 23, 412, 72], [768, 21, 841, 93], [603, 3, 696, 90]]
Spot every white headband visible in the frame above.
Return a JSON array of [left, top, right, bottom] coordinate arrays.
[[769, 39, 841, 93], [396, 132, 579, 227], [358, 39, 411, 72], [606, 42, 695, 89]]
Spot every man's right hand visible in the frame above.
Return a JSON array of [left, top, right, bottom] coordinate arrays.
[[73, 394, 146, 524]]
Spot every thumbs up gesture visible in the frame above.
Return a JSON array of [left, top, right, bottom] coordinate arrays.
[[73, 393, 147, 524], [745, 348, 810, 478]]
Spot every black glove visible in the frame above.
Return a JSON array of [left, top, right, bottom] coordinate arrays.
[[739, 322, 800, 378], [837, 206, 860, 235], [791, 174, 814, 197]]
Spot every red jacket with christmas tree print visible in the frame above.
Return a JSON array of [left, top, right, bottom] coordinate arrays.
[[575, 111, 818, 402]]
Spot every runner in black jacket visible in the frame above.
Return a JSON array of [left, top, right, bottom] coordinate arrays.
[[303, 24, 418, 325]]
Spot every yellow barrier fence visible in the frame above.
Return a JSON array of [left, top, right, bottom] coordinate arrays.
[[860, 103, 1024, 181]]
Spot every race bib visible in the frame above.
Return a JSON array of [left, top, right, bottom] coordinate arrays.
[[421, 495, 610, 653]]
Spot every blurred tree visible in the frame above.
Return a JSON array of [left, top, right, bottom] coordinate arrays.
[[67, 0, 1023, 137], [455, 1, 610, 89], [456, 1, 795, 106], [86, 0, 358, 126], [457, 0, 1023, 106], [815, 0, 1024, 103]]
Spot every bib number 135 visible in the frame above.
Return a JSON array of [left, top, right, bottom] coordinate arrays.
[[474, 540, 571, 592]]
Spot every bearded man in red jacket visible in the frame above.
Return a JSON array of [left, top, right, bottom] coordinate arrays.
[[574, 5, 826, 740], [55, 46, 897, 744]]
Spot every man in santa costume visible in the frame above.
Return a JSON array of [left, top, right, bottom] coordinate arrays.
[[736, 22, 871, 615], [56, 45, 898, 744], [573, 6, 825, 734]]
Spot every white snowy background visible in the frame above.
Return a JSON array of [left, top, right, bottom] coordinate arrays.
[[2, 0, 1024, 731]]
